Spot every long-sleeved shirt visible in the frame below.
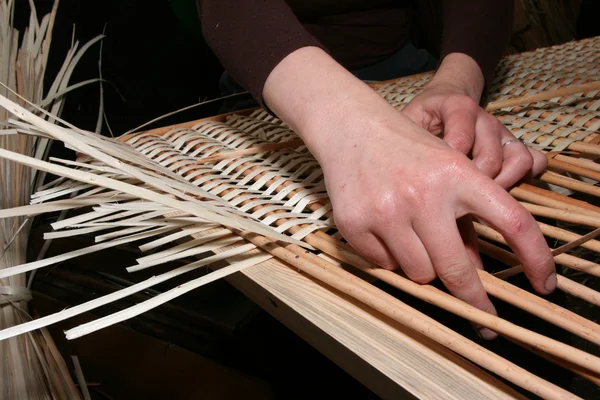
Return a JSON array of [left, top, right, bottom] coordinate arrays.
[[197, 1, 514, 105]]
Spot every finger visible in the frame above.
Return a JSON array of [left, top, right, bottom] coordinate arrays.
[[457, 215, 483, 270], [440, 97, 478, 154], [466, 179, 556, 294], [402, 103, 434, 133], [345, 230, 400, 270], [415, 213, 498, 339], [527, 147, 548, 177], [494, 133, 534, 189], [376, 226, 436, 284], [470, 114, 503, 178]]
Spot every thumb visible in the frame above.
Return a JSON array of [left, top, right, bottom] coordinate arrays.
[[401, 102, 431, 131], [439, 98, 479, 155]]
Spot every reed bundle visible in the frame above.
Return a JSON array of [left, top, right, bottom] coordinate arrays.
[[0, 33, 599, 399], [0, 0, 102, 398]]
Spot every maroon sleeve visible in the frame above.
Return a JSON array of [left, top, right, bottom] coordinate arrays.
[[439, 0, 514, 92], [197, 0, 325, 106]]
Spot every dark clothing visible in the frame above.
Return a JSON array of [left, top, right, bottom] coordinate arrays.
[[197, 0, 514, 106]]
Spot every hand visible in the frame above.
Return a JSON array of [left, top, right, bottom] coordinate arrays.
[[263, 47, 556, 338], [402, 54, 548, 189]]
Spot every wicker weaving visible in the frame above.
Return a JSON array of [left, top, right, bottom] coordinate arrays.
[[0, 35, 599, 399]]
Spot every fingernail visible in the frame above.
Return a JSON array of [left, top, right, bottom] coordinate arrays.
[[473, 321, 497, 340], [545, 272, 557, 292], [476, 327, 498, 341]]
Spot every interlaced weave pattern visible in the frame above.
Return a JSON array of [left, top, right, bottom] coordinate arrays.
[[123, 110, 333, 240], [377, 35, 600, 152]]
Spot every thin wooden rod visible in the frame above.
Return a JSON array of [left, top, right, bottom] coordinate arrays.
[[558, 276, 600, 308], [537, 221, 600, 254], [548, 158, 600, 182], [237, 231, 579, 400], [511, 187, 600, 219], [507, 337, 600, 386], [479, 270, 600, 345], [517, 183, 600, 214], [552, 154, 600, 173], [486, 81, 600, 111], [478, 240, 600, 308], [520, 202, 600, 228], [475, 222, 600, 278], [538, 172, 600, 197]]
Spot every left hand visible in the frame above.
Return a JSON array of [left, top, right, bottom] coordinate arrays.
[[402, 80, 548, 189]]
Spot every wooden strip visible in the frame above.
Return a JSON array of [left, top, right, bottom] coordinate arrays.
[[521, 202, 600, 228], [478, 240, 600, 308], [486, 81, 600, 111], [511, 186, 600, 218], [517, 183, 600, 214], [549, 158, 600, 182], [539, 171, 600, 197], [196, 139, 304, 164], [64, 249, 269, 339], [0, 243, 261, 341], [0, 146, 305, 248], [0, 226, 172, 280], [475, 223, 600, 278], [0, 195, 133, 218], [537, 221, 600, 254], [552, 154, 600, 173]]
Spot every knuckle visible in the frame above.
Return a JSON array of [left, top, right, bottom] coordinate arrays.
[[478, 153, 502, 176], [371, 192, 396, 220], [449, 133, 473, 152], [438, 261, 473, 289], [453, 95, 478, 113], [517, 150, 535, 170], [333, 210, 362, 236], [502, 205, 532, 236], [402, 183, 427, 207], [445, 155, 472, 178]]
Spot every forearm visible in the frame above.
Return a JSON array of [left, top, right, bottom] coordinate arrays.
[[263, 46, 412, 163]]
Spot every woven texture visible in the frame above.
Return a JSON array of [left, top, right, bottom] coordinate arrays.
[[378, 35, 600, 152]]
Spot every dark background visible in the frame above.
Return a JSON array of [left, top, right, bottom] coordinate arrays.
[[17, 0, 226, 137]]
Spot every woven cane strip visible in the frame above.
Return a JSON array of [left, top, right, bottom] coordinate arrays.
[[125, 123, 332, 240], [374, 44, 600, 154]]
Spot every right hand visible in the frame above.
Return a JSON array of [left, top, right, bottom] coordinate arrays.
[[317, 109, 556, 317], [263, 47, 556, 335]]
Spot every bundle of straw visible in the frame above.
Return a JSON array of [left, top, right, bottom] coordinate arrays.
[[0, 0, 102, 397]]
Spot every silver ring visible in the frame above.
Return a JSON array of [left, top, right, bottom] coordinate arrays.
[[502, 138, 521, 148]]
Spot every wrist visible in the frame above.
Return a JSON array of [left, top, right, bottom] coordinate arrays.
[[263, 46, 407, 162], [430, 53, 485, 102]]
